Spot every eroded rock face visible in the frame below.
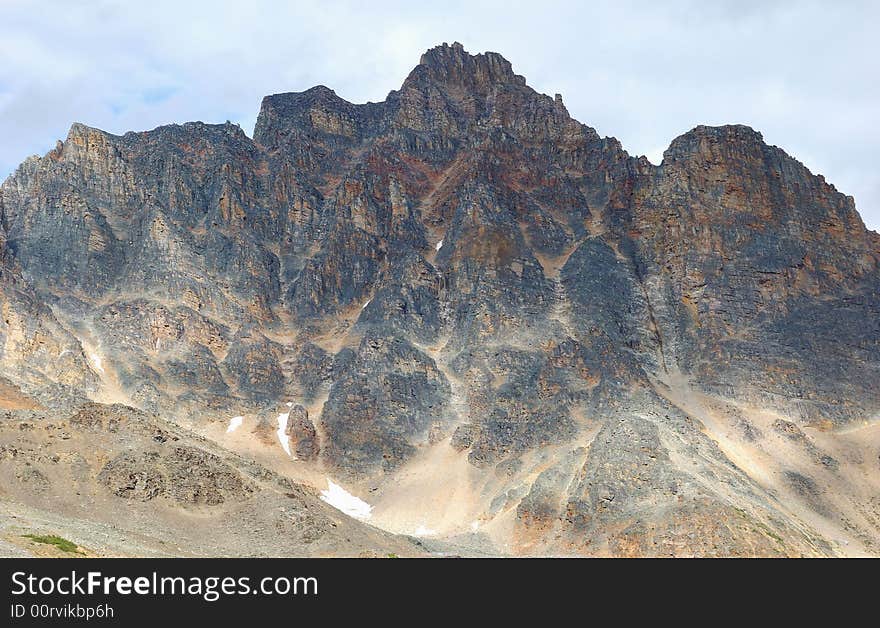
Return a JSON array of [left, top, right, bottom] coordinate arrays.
[[100, 446, 254, 506], [285, 404, 319, 461], [0, 402, 426, 557], [321, 334, 451, 474], [622, 124, 880, 424], [555, 415, 814, 557], [1, 42, 878, 556]]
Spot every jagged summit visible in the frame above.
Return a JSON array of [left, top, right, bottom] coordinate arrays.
[[409, 41, 527, 89], [257, 84, 353, 117], [48, 44, 832, 185], [663, 123, 765, 158], [253, 42, 564, 153], [0, 42, 878, 558], [257, 42, 528, 112]]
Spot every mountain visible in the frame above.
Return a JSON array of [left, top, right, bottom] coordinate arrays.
[[1, 42, 878, 557]]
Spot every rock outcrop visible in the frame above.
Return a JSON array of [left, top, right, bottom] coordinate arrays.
[[0, 402, 426, 557]]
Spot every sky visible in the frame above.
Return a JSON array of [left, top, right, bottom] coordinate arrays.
[[1, 0, 878, 229]]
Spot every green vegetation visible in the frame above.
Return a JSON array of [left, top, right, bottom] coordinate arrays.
[[23, 534, 82, 554]]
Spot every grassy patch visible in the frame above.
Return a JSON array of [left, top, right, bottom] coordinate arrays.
[[23, 534, 82, 554], [754, 522, 785, 546]]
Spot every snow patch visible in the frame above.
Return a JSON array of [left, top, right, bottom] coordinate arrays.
[[361, 298, 371, 310], [320, 480, 373, 520], [59, 349, 72, 358], [226, 416, 244, 434], [435, 239, 444, 251], [276, 408, 293, 457], [470, 521, 480, 532], [89, 353, 104, 374], [414, 525, 438, 537]]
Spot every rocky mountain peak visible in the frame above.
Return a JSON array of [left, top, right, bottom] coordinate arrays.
[[412, 41, 526, 90], [254, 85, 383, 155], [663, 124, 765, 164], [657, 123, 865, 234], [0, 43, 878, 557]]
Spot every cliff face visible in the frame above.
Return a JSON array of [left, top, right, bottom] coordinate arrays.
[[627, 125, 879, 421], [1, 42, 878, 557]]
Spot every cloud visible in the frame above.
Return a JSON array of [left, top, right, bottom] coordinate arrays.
[[1, 0, 878, 229]]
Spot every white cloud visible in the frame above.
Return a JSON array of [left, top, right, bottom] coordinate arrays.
[[1, 0, 878, 228]]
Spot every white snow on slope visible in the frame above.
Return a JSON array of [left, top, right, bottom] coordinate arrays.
[[435, 239, 444, 251], [362, 298, 371, 310], [414, 525, 438, 537], [226, 416, 244, 433], [320, 480, 373, 520], [276, 408, 292, 456], [89, 353, 104, 374]]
